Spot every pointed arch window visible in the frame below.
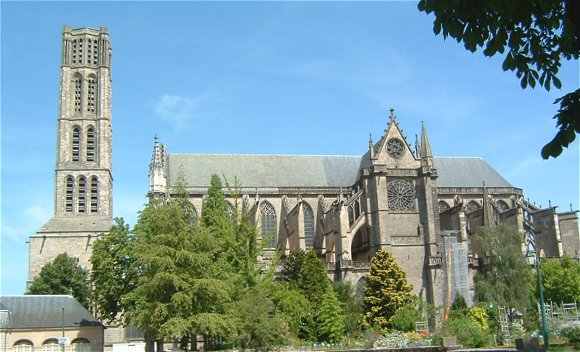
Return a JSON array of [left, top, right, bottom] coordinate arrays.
[[496, 200, 510, 212], [90, 176, 99, 213], [72, 127, 81, 161], [466, 200, 481, 213], [73, 73, 82, 112], [65, 176, 74, 213], [87, 126, 96, 161], [303, 203, 315, 249], [439, 201, 450, 213], [87, 75, 97, 113], [191, 206, 198, 225], [260, 201, 277, 248], [78, 176, 86, 213]]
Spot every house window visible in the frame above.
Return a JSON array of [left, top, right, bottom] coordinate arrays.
[[66, 176, 74, 212], [303, 203, 314, 249], [72, 338, 91, 352], [78, 176, 86, 213], [260, 201, 277, 248], [72, 127, 81, 161], [86, 126, 96, 161], [90, 176, 98, 213], [42, 339, 59, 352], [14, 340, 33, 352]]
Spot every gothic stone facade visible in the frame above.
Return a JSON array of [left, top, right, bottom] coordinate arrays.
[[149, 114, 580, 308], [28, 27, 580, 314]]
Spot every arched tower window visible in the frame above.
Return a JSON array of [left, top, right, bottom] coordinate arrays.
[[72, 126, 81, 161], [87, 74, 97, 113], [260, 201, 277, 248], [303, 202, 315, 249], [86, 126, 96, 161], [65, 176, 74, 213], [90, 176, 99, 213], [78, 176, 86, 213], [439, 201, 450, 213], [72, 73, 82, 112]]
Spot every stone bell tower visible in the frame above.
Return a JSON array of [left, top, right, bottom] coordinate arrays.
[[28, 26, 113, 283]]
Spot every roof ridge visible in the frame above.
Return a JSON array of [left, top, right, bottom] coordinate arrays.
[[170, 153, 362, 158]]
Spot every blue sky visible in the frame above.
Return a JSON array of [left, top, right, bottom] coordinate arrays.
[[1, 1, 578, 295]]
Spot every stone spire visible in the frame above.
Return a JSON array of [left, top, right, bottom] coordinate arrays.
[[149, 135, 168, 195], [482, 181, 494, 227], [369, 133, 375, 160], [420, 121, 433, 159]]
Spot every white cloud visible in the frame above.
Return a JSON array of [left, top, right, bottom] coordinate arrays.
[[2, 204, 51, 242], [154, 94, 207, 129]]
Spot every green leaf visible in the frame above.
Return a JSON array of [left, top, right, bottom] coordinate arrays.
[[553, 75, 562, 89]]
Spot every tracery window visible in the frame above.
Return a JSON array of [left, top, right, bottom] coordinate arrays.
[[72, 127, 81, 161], [78, 176, 86, 213], [387, 179, 415, 210], [14, 340, 33, 352], [386, 138, 405, 159], [260, 201, 277, 248], [65, 176, 74, 212], [90, 176, 98, 213], [73, 74, 82, 112], [226, 201, 235, 220], [303, 203, 314, 249], [72, 338, 91, 352], [439, 201, 450, 213], [86, 126, 96, 161], [496, 200, 510, 212], [466, 200, 481, 213], [87, 75, 97, 113], [190, 206, 198, 224]]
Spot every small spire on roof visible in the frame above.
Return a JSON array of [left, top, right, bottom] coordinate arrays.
[[419, 121, 433, 158], [369, 133, 375, 159], [389, 107, 396, 122]]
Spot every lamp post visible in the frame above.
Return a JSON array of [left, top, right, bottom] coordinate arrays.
[[526, 225, 549, 351]]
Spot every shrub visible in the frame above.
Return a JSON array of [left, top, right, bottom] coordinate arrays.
[[561, 326, 580, 349], [468, 306, 490, 332], [446, 316, 491, 348], [373, 331, 409, 348], [389, 304, 422, 332]]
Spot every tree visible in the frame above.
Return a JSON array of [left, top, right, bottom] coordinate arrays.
[[334, 281, 366, 338], [364, 248, 415, 330], [472, 225, 534, 310], [27, 253, 90, 308], [91, 217, 138, 323], [541, 256, 580, 303], [417, 0, 580, 159], [122, 184, 238, 348], [317, 290, 345, 343], [280, 250, 343, 342]]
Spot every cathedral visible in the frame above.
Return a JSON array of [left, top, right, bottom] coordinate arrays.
[[29, 26, 580, 325]]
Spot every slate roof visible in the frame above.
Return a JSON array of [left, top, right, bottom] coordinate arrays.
[[168, 153, 514, 189], [168, 154, 362, 188], [434, 157, 513, 188], [0, 295, 101, 329], [36, 217, 112, 234]]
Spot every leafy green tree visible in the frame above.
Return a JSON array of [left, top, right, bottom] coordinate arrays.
[[280, 250, 343, 342], [233, 284, 289, 350], [334, 281, 366, 338], [123, 183, 238, 347], [364, 248, 415, 330], [91, 217, 138, 323], [417, 0, 580, 159], [317, 290, 345, 343], [541, 256, 580, 303], [27, 253, 90, 308], [389, 303, 422, 332], [472, 225, 534, 310]]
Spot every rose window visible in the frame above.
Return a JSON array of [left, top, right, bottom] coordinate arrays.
[[386, 138, 405, 158], [387, 179, 415, 209]]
